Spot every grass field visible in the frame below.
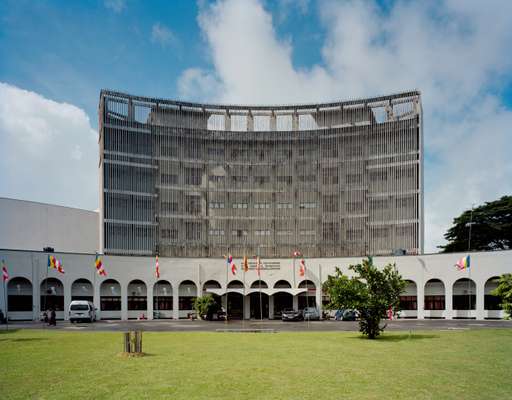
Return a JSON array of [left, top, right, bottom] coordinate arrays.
[[1, 328, 511, 399]]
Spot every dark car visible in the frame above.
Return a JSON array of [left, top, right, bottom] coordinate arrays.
[[334, 309, 345, 320], [282, 308, 303, 321], [341, 309, 358, 321]]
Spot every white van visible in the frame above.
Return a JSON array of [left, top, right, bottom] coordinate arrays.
[[69, 300, 97, 323]]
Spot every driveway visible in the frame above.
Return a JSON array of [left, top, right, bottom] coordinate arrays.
[[3, 318, 512, 332]]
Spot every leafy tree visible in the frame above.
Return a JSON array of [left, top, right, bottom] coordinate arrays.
[[323, 257, 405, 339], [439, 196, 512, 252], [491, 274, 512, 318], [193, 294, 220, 320]]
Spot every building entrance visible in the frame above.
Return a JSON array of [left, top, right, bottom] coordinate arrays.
[[250, 292, 269, 319]]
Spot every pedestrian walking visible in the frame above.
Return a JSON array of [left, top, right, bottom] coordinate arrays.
[[49, 308, 56, 326]]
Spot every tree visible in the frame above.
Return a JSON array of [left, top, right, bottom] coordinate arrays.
[[491, 274, 512, 318], [439, 196, 512, 253], [193, 294, 220, 320], [323, 257, 405, 339]]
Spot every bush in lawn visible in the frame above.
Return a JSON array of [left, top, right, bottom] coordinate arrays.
[[323, 257, 405, 339], [194, 294, 221, 320], [491, 273, 512, 319]]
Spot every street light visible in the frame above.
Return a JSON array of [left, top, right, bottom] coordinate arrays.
[[465, 205, 475, 251]]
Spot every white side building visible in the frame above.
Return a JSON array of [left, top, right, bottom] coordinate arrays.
[[0, 197, 98, 254]]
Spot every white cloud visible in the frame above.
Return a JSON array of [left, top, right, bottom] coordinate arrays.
[[104, 0, 125, 13], [178, 68, 223, 101], [0, 82, 98, 210], [179, 0, 512, 252], [151, 22, 177, 47]]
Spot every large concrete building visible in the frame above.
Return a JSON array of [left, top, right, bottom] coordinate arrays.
[[99, 90, 423, 258], [1, 89, 509, 323]]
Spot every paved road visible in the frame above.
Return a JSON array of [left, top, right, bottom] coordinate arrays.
[[3, 319, 512, 332]]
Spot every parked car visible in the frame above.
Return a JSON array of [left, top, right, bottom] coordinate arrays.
[[69, 300, 97, 323], [282, 308, 303, 321], [341, 309, 358, 321], [333, 309, 346, 320], [201, 306, 226, 321], [303, 307, 320, 321]]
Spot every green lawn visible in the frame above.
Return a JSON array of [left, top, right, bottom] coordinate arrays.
[[1, 328, 511, 399]]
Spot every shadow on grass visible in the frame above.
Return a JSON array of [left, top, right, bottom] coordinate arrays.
[[116, 352, 157, 358], [0, 328, 20, 335], [349, 333, 440, 342], [0, 337, 49, 342]]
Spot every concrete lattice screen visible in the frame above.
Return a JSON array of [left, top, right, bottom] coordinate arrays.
[[99, 90, 423, 258]]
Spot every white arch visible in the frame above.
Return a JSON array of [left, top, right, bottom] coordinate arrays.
[[7, 277, 33, 320], [227, 280, 244, 289], [71, 278, 93, 298], [298, 280, 316, 289], [178, 280, 198, 318], [273, 280, 292, 289], [100, 279, 122, 320], [203, 280, 222, 290], [250, 280, 268, 289], [154, 280, 173, 296]]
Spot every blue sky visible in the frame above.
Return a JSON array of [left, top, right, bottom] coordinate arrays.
[[0, 0, 329, 123], [1, 0, 512, 252]]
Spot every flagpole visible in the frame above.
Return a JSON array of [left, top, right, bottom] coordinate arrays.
[[44, 255, 49, 321], [243, 265, 246, 326], [155, 259, 159, 320], [293, 256, 296, 288], [258, 247, 262, 321], [243, 237, 247, 327], [93, 255, 97, 319], [225, 255, 229, 323], [3, 278, 8, 331], [468, 205, 474, 311], [305, 256, 309, 329]]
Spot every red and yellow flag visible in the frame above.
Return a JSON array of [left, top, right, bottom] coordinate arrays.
[[243, 256, 249, 272], [256, 256, 262, 277], [95, 254, 107, 276], [299, 259, 306, 277], [2, 260, 8, 282]]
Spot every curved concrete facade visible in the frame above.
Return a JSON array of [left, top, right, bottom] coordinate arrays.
[[99, 90, 423, 258], [1, 249, 509, 321]]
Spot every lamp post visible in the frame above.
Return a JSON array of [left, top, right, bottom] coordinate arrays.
[[465, 205, 475, 310]]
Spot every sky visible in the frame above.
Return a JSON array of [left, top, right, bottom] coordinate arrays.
[[1, 0, 512, 253]]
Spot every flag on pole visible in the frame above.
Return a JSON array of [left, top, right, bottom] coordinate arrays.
[[48, 255, 64, 273], [299, 258, 306, 277], [155, 255, 160, 279], [225, 254, 237, 275], [243, 256, 249, 272], [256, 256, 261, 277], [56, 259, 65, 274], [229, 255, 237, 275], [2, 260, 8, 282], [455, 255, 471, 270], [48, 255, 57, 269], [94, 254, 107, 276]]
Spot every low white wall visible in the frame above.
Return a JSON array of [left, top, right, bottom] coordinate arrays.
[[100, 311, 121, 320], [0, 249, 511, 321]]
